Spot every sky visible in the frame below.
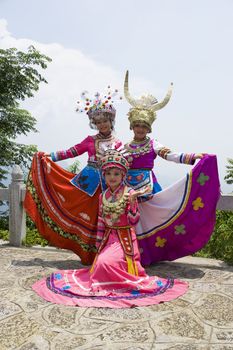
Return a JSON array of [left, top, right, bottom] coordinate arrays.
[[0, 0, 232, 193]]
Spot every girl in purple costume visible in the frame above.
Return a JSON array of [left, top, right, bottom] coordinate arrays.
[[123, 71, 220, 266]]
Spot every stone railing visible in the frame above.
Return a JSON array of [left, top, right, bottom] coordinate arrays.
[[0, 165, 233, 247], [0, 165, 26, 246]]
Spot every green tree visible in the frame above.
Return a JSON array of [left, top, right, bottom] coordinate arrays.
[[67, 159, 81, 174], [224, 158, 233, 185], [0, 46, 52, 186]]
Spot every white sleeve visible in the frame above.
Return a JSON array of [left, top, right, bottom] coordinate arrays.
[[153, 139, 195, 165]]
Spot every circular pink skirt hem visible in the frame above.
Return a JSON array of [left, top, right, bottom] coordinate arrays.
[[32, 279, 188, 308]]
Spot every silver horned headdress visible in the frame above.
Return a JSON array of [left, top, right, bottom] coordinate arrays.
[[124, 70, 173, 132]]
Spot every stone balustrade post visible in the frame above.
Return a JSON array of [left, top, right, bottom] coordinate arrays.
[[9, 165, 26, 246]]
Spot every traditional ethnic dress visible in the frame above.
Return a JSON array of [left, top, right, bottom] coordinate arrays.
[[124, 139, 220, 266], [32, 183, 188, 308], [123, 71, 220, 266], [24, 133, 122, 265], [124, 137, 196, 199]]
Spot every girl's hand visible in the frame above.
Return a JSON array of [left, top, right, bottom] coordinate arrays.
[[193, 153, 204, 160], [43, 153, 51, 157], [127, 186, 151, 204]]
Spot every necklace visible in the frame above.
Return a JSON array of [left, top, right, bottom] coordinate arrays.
[[102, 187, 128, 222], [124, 136, 151, 158]]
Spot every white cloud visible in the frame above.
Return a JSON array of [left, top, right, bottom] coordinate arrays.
[[0, 18, 10, 38], [0, 19, 163, 157]]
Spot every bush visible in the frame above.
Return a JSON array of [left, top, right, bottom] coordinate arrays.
[[22, 228, 49, 247], [194, 210, 233, 265], [0, 229, 9, 240], [0, 215, 8, 230], [0, 226, 49, 247]]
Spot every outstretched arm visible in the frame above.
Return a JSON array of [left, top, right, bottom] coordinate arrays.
[[153, 139, 203, 165], [45, 136, 91, 162]]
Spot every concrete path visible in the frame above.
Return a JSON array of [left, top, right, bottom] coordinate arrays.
[[0, 241, 233, 350]]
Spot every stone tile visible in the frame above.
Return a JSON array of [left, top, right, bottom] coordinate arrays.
[[15, 335, 50, 350], [0, 247, 41, 257], [150, 309, 211, 344], [220, 271, 233, 284], [200, 269, 228, 283], [74, 346, 105, 350], [75, 316, 114, 335], [174, 256, 229, 269], [0, 257, 12, 270], [211, 328, 233, 344], [85, 306, 146, 322], [85, 300, 190, 324], [178, 289, 202, 304], [0, 313, 41, 350], [190, 282, 221, 293], [209, 346, 233, 350], [51, 333, 90, 350], [192, 293, 233, 327], [0, 275, 16, 289], [0, 288, 11, 298], [138, 298, 191, 321], [94, 322, 154, 343], [42, 304, 85, 332], [220, 285, 233, 298], [18, 272, 51, 290], [151, 344, 211, 350], [99, 343, 152, 350], [7, 288, 49, 313], [7, 259, 45, 275], [0, 299, 22, 320]]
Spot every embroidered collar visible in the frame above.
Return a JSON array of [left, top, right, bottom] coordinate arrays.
[[96, 132, 113, 140], [124, 137, 151, 157]]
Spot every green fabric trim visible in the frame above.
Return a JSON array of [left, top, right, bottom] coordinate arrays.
[[26, 174, 97, 253]]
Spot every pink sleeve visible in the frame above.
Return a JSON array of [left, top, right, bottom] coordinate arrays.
[[95, 194, 105, 250], [50, 136, 91, 162], [127, 189, 140, 226]]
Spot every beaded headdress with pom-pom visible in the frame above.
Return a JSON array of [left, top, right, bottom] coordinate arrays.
[[76, 87, 122, 130]]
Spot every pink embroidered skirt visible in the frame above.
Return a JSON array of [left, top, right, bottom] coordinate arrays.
[[33, 230, 188, 308]]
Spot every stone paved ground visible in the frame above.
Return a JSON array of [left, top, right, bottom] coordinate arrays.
[[1, 242, 233, 350]]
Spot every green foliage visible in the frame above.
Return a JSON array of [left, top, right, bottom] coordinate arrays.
[[67, 159, 81, 174], [0, 46, 51, 186], [224, 158, 233, 185], [0, 214, 48, 246], [22, 229, 49, 247], [194, 210, 233, 265], [0, 227, 49, 247], [0, 215, 8, 230], [0, 46, 51, 107], [0, 229, 9, 240]]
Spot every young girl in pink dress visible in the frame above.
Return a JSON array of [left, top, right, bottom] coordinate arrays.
[[32, 150, 188, 308]]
